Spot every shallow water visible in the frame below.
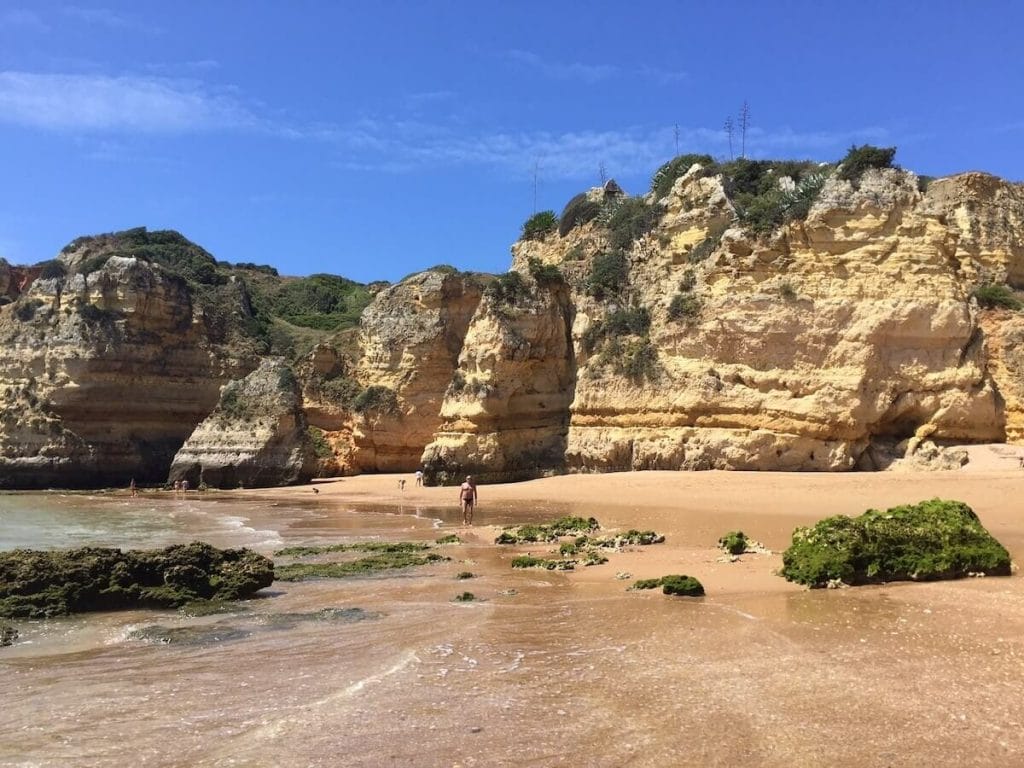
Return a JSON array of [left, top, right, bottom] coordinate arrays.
[[2, 492, 1023, 767]]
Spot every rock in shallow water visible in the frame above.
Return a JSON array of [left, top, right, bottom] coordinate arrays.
[[0, 542, 274, 618]]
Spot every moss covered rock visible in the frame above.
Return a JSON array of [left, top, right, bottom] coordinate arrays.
[[781, 499, 1012, 588], [718, 531, 748, 555], [0, 542, 274, 618], [628, 575, 704, 596]]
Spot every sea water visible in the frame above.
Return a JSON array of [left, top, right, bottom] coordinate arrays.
[[1, 492, 1023, 767]]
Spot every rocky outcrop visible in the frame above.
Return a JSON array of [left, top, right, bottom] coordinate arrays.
[[0, 253, 254, 488], [350, 270, 483, 472], [421, 275, 575, 483], [169, 358, 314, 488]]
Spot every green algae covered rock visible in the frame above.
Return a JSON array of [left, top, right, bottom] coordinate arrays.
[[781, 499, 1012, 588], [0, 542, 274, 618], [628, 575, 704, 596]]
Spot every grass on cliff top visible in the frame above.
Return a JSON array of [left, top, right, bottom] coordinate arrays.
[[56, 228, 374, 356], [780, 499, 1012, 588]]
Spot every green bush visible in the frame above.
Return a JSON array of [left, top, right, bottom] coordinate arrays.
[[585, 306, 650, 351], [520, 210, 558, 242], [13, 299, 43, 322], [37, 260, 67, 281], [78, 254, 112, 275], [650, 153, 716, 200], [838, 145, 897, 185], [972, 283, 1022, 310], [606, 197, 661, 252], [527, 257, 564, 286], [660, 575, 705, 596], [780, 499, 1012, 588], [454, 592, 476, 602], [559, 193, 603, 236], [249, 274, 372, 332], [718, 531, 748, 555], [485, 271, 531, 306], [667, 294, 701, 322], [307, 426, 332, 459], [276, 365, 298, 393], [601, 337, 658, 383], [679, 269, 696, 292], [353, 385, 399, 416], [587, 251, 628, 300]]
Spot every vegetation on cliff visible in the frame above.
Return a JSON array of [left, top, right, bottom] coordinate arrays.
[[780, 499, 1012, 588], [56, 227, 373, 359], [972, 282, 1022, 310], [0, 543, 274, 618]]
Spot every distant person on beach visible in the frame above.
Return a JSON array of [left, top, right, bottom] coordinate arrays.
[[415, 469, 423, 487], [181, 479, 189, 493], [459, 475, 477, 526], [399, 478, 406, 491], [173, 480, 181, 496], [129, 478, 137, 498]]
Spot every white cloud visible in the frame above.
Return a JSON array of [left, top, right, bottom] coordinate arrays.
[[326, 120, 890, 181], [61, 6, 135, 29], [0, 8, 49, 31], [0, 71, 261, 133], [507, 50, 618, 83]]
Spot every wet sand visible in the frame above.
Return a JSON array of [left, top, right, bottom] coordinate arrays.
[[2, 465, 1024, 767]]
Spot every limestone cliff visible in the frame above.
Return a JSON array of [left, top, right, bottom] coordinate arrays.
[[169, 358, 314, 488], [348, 269, 483, 472], [406, 162, 1024, 477], [0, 250, 255, 488], [5, 155, 1024, 488], [421, 272, 575, 483]]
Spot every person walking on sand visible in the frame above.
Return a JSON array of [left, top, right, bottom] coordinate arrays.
[[459, 475, 478, 526], [129, 478, 137, 498], [415, 468, 423, 487]]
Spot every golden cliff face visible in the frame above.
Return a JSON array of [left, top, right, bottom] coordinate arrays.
[[0, 254, 253, 487], [420, 276, 575, 483], [377, 166, 1022, 478], [169, 358, 314, 488], [350, 270, 483, 472]]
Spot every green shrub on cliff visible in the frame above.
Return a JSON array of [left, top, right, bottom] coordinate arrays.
[[606, 197, 661, 252], [650, 153, 715, 199], [837, 144, 897, 185], [520, 210, 558, 241], [352, 385, 399, 416], [485, 270, 531, 306], [972, 282, 1022, 310], [667, 294, 701, 322], [527, 257, 564, 287], [37, 260, 67, 281], [587, 251, 628, 300], [0, 543, 274, 618], [780, 499, 1012, 588], [558, 193, 603, 236]]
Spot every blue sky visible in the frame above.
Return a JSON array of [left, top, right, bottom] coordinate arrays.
[[1, 1, 1022, 283]]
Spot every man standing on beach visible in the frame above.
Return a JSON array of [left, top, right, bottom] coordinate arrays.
[[459, 475, 477, 526]]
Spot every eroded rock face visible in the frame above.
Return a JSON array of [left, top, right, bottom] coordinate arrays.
[[548, 169, 1024, 472], [0, 255, 254, 488], [351, 270, 483, 472], [421, 277, 575, 484], [169, 358, 314, 488]]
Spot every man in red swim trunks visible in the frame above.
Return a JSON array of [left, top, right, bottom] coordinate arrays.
[[459, 475, 478, 526]]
